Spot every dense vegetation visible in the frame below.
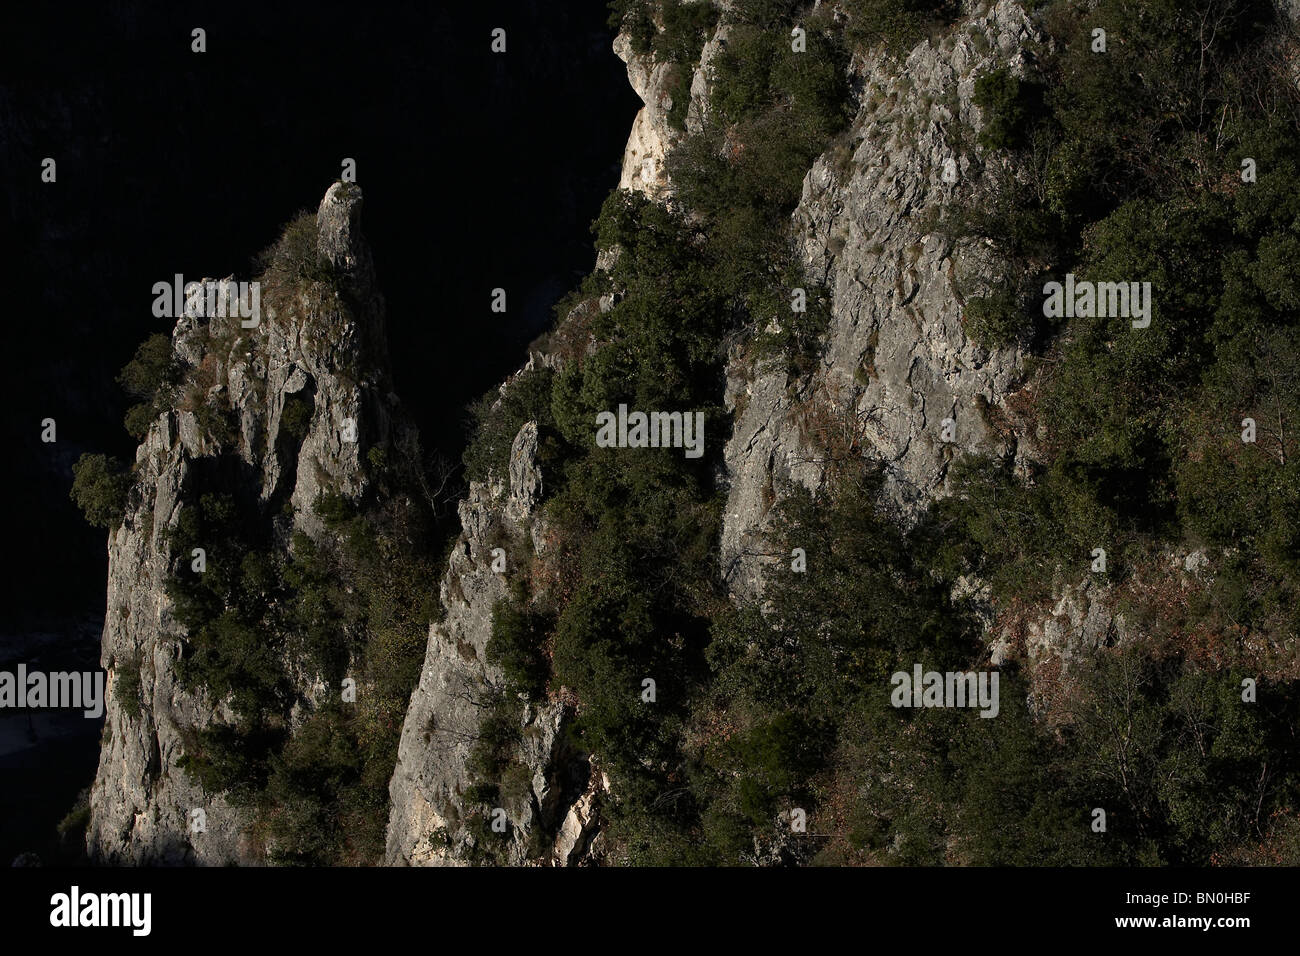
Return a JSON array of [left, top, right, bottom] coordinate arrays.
[[164, 220, 438, 864], [941, 0, 1300, 639], [456, 0, 1300, 865], [71, 0, 1300, 866], [168, 480, 437, 864]]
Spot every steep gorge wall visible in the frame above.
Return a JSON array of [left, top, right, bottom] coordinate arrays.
[[383, 418, 597, 866], [382, 1, 1055, 865], [600, 2, 1049, 596], [617, 0, 1116, 683], [87, 1, 1244, 867], [721, 0, 1042, 597], [381, 16, 739, 867]]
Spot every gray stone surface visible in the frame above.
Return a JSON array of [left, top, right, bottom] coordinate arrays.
[[721, 1, 1042, 598], [87, 183, 415, 864], [613, 11, 725, 197], [384, 414, 583, 866]]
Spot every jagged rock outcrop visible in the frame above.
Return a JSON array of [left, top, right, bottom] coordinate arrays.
[[991, 547, 1229, 711], [614, 31, 676, 195], [87, 182, 415, 864], [88, 410, 245, 864], [721, 0, 1042, 597], [385, 418, 594, 866], [614, 14, 725, 196], [989, 578, 1123, 700]]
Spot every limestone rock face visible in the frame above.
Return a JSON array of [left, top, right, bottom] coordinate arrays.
[[87, 183, 414, 864], [987, 578, 1124, 704], [613, 31, 676, 195], [552, 786, 600, 866], [991, 547, 1223, 711], [88, 415, 247, 865], [505, 421, 542, 525], [88, 3, 1140, 868], [721, 1, 1043, 598], [385, 414, 585, 866], [613, 13, 725, 197], [317, 181, 371, 279], [383, 6, 1062, 864]]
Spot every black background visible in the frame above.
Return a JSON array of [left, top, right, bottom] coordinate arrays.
[[0, 865, 1278, 942]]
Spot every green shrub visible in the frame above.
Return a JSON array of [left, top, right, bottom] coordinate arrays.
[[842, 0, 959, 54], [264, 706, 365, 865], [177, 723, 280, 801], [464, 782, 499, 806], [654, 0, 719, 63], [123, 403, 159, 440], [726, 712, 823, 824], [192, 390, 238, 447], [313, 492, 356, 526], [962, 288, 1026, 347], [747, 272, 831, 377], [70, 453, 130, 530], [664, 63, 693, 131], [608, 0, 656, 54], [117, 333, 175, 399], [486, 595, 550, 698], [462, 367, 555, 484], [467, 691, 523, 782], [973, 67, 1030, 151], [114, 656, 143, 719], [56, 789, 92, 856], [280, 392, 314, 441], [118, 333, 177, 438], [728, 0, 801, 28], [256, 211, 332, 294]]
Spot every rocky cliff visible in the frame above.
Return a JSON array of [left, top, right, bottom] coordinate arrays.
[[721, 0, 1041, 597], [386, 0, 1294, 866], [607, 0, 1121, 694], [87, 0, 1300, 866], [88, 183, 421, 863], [382, 0, 1057, 865], [384, 416, 599, 865]]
